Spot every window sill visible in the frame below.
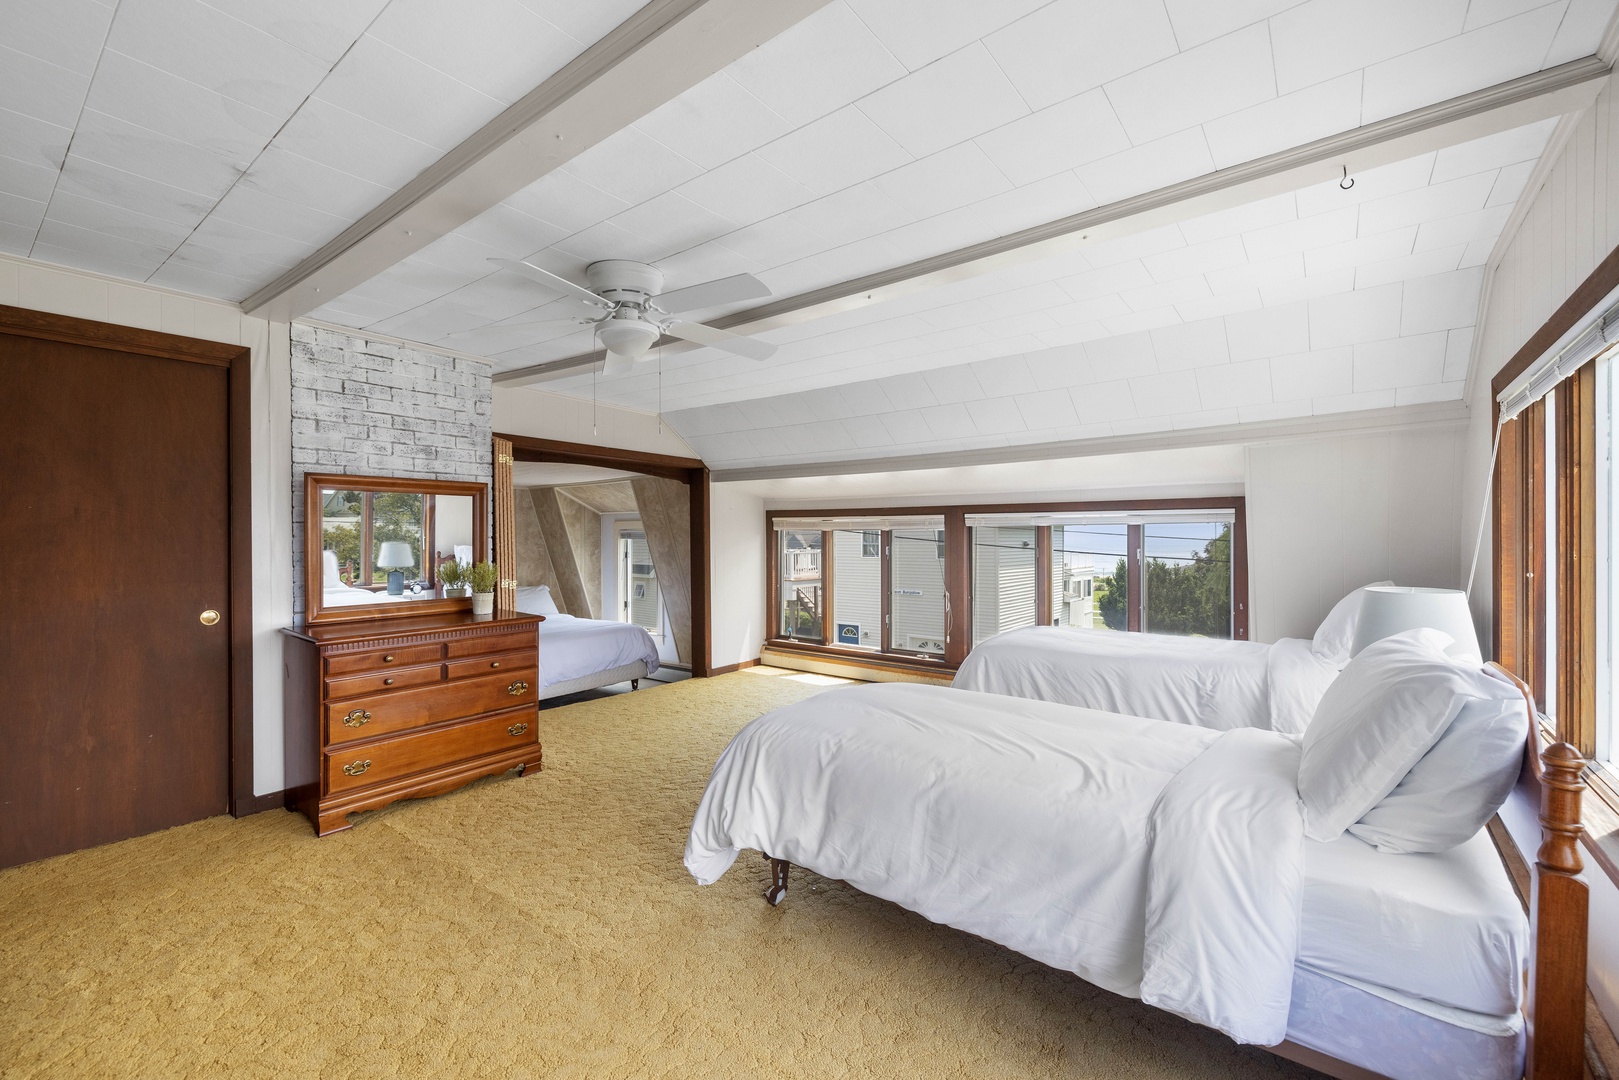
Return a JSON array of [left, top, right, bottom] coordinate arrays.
[[763, 639, 957, 677]]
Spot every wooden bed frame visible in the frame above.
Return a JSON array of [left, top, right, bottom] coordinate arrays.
[[760, 662, 1591, 1080]]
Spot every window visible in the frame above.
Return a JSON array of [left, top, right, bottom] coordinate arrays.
[[321, 489, 428, 588], [768, 501, 1247, 668], [972, 525, 1038, 644], [777, 529, 823, 641]]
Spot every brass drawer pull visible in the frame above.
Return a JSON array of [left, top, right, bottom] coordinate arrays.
[[342, 709, 373, 727], [342, 759, 372, 776], [383, 678, 394, 686], [382, 654, 394, 663], [507, 680, 529, 696], [507, 722, 529, 737], [490, 661, 500, 669]]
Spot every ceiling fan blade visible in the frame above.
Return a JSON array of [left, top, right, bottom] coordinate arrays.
[[665, 320, 777, 361], [445, 318, 594, 341], [490, 259, 610, 309], [654, 273, 771, 314], [602, 351, 636, 376]]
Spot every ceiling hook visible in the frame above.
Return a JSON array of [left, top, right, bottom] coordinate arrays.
[[1340, 165, 1354, 190]]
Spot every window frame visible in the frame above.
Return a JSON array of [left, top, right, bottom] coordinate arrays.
[[764, 497, 1248, 673]]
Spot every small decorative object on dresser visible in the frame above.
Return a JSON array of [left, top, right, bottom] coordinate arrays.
[[287, 472, 541, 836], [469, 560, 498, 616]]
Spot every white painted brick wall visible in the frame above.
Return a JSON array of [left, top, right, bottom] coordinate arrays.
[[290, 323, 492, 619]]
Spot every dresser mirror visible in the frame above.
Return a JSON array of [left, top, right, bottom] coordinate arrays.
[[304, 473, 488, 624]]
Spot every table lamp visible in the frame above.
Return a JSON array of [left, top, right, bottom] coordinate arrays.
[[377, 542, 413, 595], [1350, 586, 1482, 662]]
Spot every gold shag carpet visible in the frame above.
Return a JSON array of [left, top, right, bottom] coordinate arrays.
[[0, 669, 1319, 1079]]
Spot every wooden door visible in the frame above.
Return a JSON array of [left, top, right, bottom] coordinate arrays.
[[0, 332, 231, 867]]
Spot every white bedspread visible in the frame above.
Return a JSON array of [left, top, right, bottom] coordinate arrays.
[[686, 683, 1306, 1045], [537, 614, 660, 690], [952, 626, 1339, 734]]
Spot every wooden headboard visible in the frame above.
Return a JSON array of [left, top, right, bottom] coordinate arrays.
[[1488, 662, 1589, 1079]]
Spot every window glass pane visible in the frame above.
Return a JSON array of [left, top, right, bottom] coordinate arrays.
[[370, 492, 424, 585], [890, 528, 946, 656], [1050, 525, 1101, 628], [623, 532, 662, 637], [831, 529, 882, 649], [1061, 524, 1127, 630], [778, 529, 823, 641], [1142, 521, 1232, 638], [321, 489, 365, 587], [972, 525, 1038, 644]]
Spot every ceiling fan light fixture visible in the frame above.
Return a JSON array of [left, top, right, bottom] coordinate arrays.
[[595, 316, 661, 360]]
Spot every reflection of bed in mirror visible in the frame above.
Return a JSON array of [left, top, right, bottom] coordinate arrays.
[[304, 473, 487, 624]]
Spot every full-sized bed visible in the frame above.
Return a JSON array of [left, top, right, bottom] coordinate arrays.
[[514, 585, 661, 700], [952, 581, 1392, 733], [686, 632, 1589, 1080]]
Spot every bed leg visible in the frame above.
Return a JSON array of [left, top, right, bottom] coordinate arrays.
[[631, 678, 639, 690], [763, 854, 790, 906]]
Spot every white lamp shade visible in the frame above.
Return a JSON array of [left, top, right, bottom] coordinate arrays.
[[1350, 586, 1482, 662], [377, 541, 414, 570]]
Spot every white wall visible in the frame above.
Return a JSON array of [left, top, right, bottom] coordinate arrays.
[[0, 253, 293, 796], [1461, 78, 1619, 1029], [710, 483, 767, 669], [1246, 427, 1467, 643], [494, 383, 698, 457]]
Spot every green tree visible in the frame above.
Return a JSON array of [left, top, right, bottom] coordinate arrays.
[[1095, 557, 1128, 630], [1144, 526, 1231, 637]]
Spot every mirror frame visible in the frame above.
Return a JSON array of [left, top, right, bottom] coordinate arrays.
[[304, 472, 488, 625]]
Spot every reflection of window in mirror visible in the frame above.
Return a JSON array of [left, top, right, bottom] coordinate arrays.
[[319, 487, 478, 606]]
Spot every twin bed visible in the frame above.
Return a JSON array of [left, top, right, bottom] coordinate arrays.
[[685, 588, 1589, 1079]]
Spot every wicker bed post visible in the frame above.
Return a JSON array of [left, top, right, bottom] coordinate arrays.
[[1527, 741, 1588, 1079]]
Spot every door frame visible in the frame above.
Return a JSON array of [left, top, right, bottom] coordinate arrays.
[[0, 304, 260, 816], [492, 433, 711, 676]]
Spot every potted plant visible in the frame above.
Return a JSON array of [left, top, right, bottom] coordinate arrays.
[[468, 560, 498, 615], [439, 560, 469, 598]]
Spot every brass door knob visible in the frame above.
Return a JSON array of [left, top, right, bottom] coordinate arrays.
[[199, 609, 220, 626], [507, 723, 529, 736]]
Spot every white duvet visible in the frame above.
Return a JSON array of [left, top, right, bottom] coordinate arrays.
[[953, 626, 1340, 734], [686, 682, 1306, 1045], [537, 614, 660, 690]]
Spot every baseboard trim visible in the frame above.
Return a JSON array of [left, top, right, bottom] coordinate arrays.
[[708, 658, 760, 676], [232, 791, 286, 818]]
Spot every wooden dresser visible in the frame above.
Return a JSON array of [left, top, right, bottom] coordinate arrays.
[[282, 612, 545, 836]]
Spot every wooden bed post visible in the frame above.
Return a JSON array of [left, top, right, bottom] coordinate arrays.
[[1528, 741, 1588, 1080], [1488, 663, 1589, 1079]]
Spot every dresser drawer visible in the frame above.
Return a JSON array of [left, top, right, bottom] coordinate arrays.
[[326, 643, 443, 676], [326, 663, 444, 700], [445, 631, 533, 658], [446, 651, 532, 681], [324, 708, 539, 794], [324, 668, 539, 745]]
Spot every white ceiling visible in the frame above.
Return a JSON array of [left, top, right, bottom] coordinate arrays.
[[0, 0, 641, 296], [3, 0, 1617, 472]]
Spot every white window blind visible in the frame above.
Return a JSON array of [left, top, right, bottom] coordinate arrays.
[[772, 515, 944, 532], [964, 509, 1236, 529], [1497, 287, 1619, 422]]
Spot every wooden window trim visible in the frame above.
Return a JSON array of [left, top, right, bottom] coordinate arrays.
[[766, 497, 1248, 666]]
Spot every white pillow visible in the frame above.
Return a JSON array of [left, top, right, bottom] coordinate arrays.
[[514, 584, 560, 617], [1297, 628, 1472, 842], [1348, 668, 1527, 853], [1311, 580, 1394, 665]]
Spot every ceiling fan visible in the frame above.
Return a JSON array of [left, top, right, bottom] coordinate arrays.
[[469, 258, 778, 374]]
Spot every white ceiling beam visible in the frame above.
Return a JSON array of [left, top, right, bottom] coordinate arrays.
[[498, 56, 1609, 388], [708, 402, 1471, 483], [242, 0, 834, 323]]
